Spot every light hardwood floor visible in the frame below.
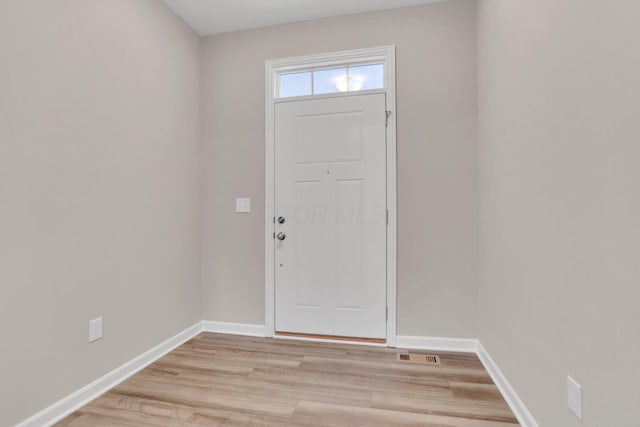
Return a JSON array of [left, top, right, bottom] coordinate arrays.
[[57, 333, 519, 426]]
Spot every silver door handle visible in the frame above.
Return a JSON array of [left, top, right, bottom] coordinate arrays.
[[276, 232, 286, 241]]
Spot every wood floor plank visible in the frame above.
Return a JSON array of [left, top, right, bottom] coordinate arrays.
[[299, 355, 494, 384], [248, 365, 453, 398], [116, 380, 297, 418], [187, 406, 315, 427], [161, 369, 373, 408], [81, 392, 197, 420], [450, 380, 508, 402], [56, 333, 519, 426], [371, 390, 517, 422], [60, 412, 183, 427], [292, 400, 519, 427]]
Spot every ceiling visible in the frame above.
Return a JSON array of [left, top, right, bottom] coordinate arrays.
[[163, 0, 448, 36]]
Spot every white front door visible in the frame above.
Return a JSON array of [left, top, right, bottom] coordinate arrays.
[[274, 93, 387, 339]]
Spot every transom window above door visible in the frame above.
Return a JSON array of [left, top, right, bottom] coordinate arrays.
[[278, 63, 384, 98]]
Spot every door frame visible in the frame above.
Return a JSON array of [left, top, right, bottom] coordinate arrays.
[[264, 46, 397, 346]]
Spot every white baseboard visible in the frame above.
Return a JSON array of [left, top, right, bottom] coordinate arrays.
[[202, 320, 266, 337], [395, 335, 479, 353], [15, 322, 203, 427], [477, 341, 539, 427]]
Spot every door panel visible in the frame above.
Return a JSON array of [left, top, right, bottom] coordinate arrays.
[[274, 93, 387, 339], [294, 111, 363, 164]]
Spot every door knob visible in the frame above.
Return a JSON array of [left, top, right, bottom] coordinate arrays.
[[276, 232, 286, 241], [277, 216, 286, 224]]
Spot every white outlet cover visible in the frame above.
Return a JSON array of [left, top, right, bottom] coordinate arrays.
[[567, 375, 582, 420], [236, 197, 251, 213], [89, 317, 103, 343]]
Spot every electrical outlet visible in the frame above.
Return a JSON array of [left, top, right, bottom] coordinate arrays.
[[236, 197, 251, 213], [89, 317, 103, 343], [567, 375, 582, 420]]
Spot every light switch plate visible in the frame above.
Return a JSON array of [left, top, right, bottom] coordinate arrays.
[[236, 197, 251, 213], [567, 375, 582, 420], [89, 317, 103, 343]]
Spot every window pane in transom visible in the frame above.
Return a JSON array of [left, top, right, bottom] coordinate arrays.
[[279, 71, 312, 98]]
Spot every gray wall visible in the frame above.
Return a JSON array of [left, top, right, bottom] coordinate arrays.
[[0, 1, 202, 425], [201, 0, 479, 338], [477, 1, 640, 425]]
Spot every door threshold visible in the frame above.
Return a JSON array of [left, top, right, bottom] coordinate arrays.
[[276, 331, 386, 345]]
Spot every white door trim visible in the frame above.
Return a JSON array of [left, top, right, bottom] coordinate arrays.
[[264, 46, 397, 346]]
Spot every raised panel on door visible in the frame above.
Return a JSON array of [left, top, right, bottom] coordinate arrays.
[[274, 93, 387, 339]]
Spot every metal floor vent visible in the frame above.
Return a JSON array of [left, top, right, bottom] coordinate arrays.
[[396, 352, 441, 365]]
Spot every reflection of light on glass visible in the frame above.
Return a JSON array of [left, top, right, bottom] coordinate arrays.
[[350, 75, 364, 91], [335, 77, 348, 92], [335, 75, 364, 92]]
